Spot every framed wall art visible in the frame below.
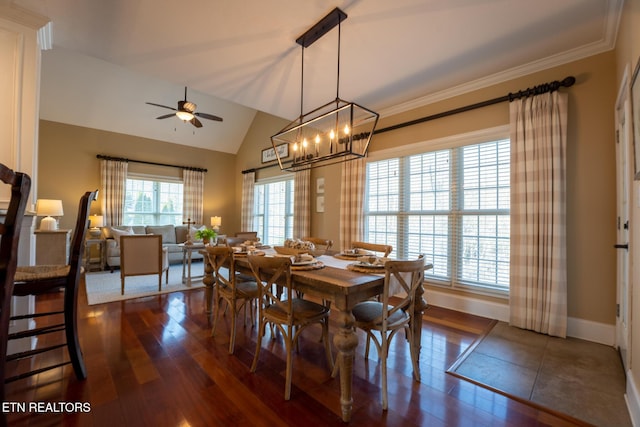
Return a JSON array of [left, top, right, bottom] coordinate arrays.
[[262, 143, 289, 163]]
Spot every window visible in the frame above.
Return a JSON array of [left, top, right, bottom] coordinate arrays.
[[364, 134, 510, 294], [123, 176, 183, 225], [254, 178, 294, 245]]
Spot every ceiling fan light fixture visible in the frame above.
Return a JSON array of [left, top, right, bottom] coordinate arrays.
[[176, 110, 194, 121]]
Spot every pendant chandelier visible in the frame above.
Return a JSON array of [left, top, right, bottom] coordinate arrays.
[[271, 7, 379, 172]]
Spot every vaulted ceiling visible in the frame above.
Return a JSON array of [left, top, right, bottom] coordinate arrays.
[[13, 0, 623, 154]]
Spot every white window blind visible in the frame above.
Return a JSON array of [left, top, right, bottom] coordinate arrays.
[[254, 178, 294, 245], [364, 137, 510, 293]]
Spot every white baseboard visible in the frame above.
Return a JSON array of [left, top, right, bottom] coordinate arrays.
[[425, 288, 615, 345], [567, 316, 616, 346], [626, 369, 640, 426]]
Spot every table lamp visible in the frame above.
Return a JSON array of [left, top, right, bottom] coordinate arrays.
[[89, 214, 104, 237], [36, 199, 64, 230], [211, 216, 222, 232]]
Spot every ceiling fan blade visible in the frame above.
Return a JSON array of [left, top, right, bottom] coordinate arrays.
[[156, 113, 176, 119], [190, 117, 203, 128], [146, 102, 177, 111], [195, 112, 223, 122]]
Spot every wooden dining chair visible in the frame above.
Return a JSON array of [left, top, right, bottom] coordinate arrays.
[[207, 246, 259, 354], [248, 255, 334, 400], [7, 190, 96, 386], [0, 164, 31, 407], [119, 234, 169, 295], [334, 254, 425, 410], [351, 241, 392, 257]]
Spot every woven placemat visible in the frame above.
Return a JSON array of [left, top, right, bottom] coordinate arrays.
[[346, 263, 385, 274]]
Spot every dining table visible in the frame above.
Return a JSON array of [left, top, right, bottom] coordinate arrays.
[[200, 248, 431, 422]]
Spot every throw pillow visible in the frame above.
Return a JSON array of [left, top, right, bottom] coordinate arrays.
[[109, 226, 134, 246]]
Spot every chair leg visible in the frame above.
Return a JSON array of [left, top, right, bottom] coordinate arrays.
[[364, 333, 371, 359], [251, 319, 267, 372], [407, 326, 420, 382], [284, 325, 294, 400], [228, 300, 237, 354], [65, 284, 87, 380], [381, 339, 388, 411]]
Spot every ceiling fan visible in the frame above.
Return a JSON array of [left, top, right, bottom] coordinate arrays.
[[146, 87, 223, 128]]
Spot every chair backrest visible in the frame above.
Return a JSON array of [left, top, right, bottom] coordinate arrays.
[[68, 191, 98, 282], [352, 241, 393, 257], [302, 237, 333, 251], [120, 235, 164, 276], [0, 164, 31, 404], [224, 236, 245, 247], [205, 246, 234, 289], [247, 255, 293, 320], [381, 255, 425, 323], [235, 231, 259, 241]]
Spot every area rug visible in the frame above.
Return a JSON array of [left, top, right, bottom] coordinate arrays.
[[85, 263, 205, 305], [447, 321, 631, 427]]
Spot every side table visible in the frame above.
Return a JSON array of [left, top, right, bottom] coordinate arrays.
[[35, 229, 71, 265], [84, 238, 106, 272], [181, 243, 206, 285]]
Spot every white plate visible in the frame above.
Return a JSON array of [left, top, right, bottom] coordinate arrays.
[[293, 259, 316, 266]]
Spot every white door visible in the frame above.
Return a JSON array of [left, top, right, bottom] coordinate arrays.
[[615, 68, 633, 371]]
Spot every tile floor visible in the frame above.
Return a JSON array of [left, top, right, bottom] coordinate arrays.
[[450, 322, 631, 427]]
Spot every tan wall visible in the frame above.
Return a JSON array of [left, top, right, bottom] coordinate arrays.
[[38, 120, 238, 233], [236, 52, 618, 327]]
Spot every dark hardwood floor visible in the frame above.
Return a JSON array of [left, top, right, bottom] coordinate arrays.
[[5, 272, 586, 426]]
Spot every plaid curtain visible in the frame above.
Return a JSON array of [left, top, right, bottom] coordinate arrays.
[[241, 171, 255, 232], [183, 169, 205, 224], [294, 169, 310, 238], [340, 158, 365, 252], [100, 159, 128, 226], [509, 91, 568, 338]]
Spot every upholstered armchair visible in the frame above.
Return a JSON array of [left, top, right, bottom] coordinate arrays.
[[119, 235, 169, 295]]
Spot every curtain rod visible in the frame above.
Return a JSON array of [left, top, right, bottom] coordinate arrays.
[[96, 154, 207, 173], [240, 75, 575, 174], [374, 76, 575, 135]]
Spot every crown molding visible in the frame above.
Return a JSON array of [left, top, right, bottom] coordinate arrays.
[[0, 3, 49, 31]]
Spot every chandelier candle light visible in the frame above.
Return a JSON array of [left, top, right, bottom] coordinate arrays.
[[271, 7, 379, 172]]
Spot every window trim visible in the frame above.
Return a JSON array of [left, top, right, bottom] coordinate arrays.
[[254, 174, 295, 246]]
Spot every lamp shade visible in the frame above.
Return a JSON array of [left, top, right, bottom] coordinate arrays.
[[35, 199, 64, 230], [89, 215, 104, 228], [211, 216, 222, 230]]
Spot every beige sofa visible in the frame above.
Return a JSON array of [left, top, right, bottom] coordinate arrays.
[[102, 224, 206, 270]]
